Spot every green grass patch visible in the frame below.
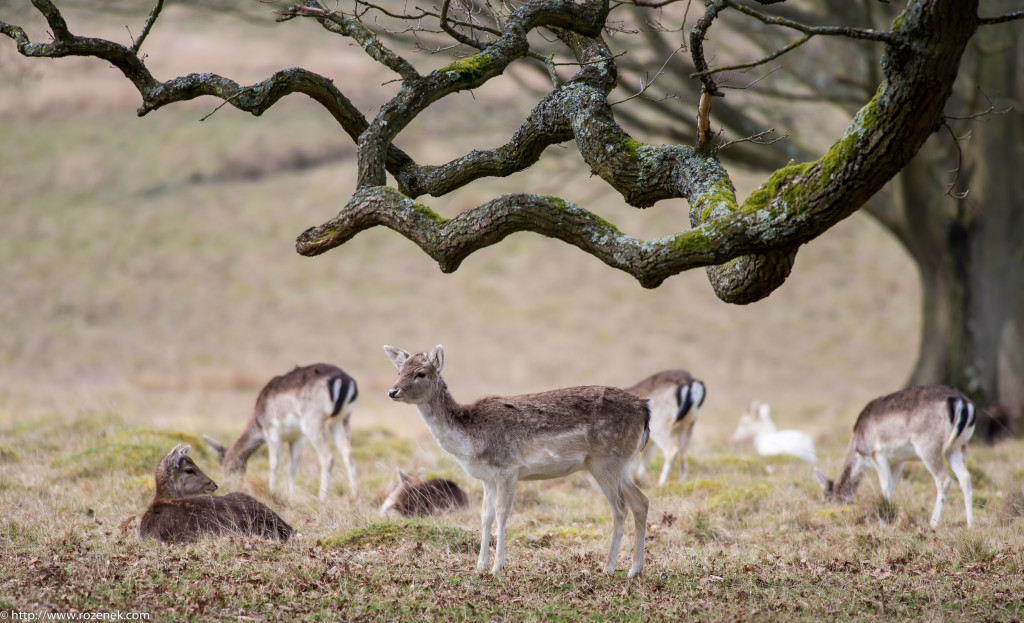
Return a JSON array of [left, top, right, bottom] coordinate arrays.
[[56, 426, 208, 479], [322, 519, 475, 554]]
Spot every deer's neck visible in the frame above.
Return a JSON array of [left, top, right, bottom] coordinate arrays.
[[152, 470, 172, 503], [223, 417, 265, 474], [418, 381, 473, 459], [834, 444, 866, 498]]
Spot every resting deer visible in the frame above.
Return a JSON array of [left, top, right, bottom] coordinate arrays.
[[732, 401, 817, 464], [625, 369, 706, 485], [814, 385, 975, 527], [139, 444, 293, 543], [379, 467, 469, 518], [384, 345, 650, 577], [204, 363, 358, 500]]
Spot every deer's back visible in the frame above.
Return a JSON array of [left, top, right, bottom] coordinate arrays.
[[625, 370, 695, 397], [139, 493, 292, 543]]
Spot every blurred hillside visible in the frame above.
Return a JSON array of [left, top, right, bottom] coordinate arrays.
[[0, 4, 920, 451]]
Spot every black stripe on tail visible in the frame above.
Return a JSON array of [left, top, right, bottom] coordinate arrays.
[[329, 375, 358, 417], [948, 396, 974, 440], [676, 381, 706, 423]]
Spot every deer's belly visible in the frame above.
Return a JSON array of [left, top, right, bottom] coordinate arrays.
[[270, 414, 305, 443]]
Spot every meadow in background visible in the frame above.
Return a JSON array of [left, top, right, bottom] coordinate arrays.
[[1, 4, 1022, 620]]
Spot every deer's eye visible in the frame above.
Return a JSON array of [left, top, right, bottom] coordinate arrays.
[[415, 372, 426, 379], [184, 468, 195, 474]]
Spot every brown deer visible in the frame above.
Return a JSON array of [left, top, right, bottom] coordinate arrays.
[[379, 467, 469, 518], [203, 364, 358, 500], [384, 344, 650, 577], [625, 369, 706, 485], [139, 444, 293, 543], [814, 385, 975, 527]]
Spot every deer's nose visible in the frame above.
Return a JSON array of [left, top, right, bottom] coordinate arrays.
[[388, 389, 400, 399]]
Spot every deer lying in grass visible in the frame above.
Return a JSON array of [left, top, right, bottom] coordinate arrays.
[[384, 345, 650, 577], [203, 363, 358, 500], [814, 385, 976, 527], [625, 369, 706, 485], [732, 401, 817, 464], [139, 444, 293, 543], [379, 467, 469, 518]]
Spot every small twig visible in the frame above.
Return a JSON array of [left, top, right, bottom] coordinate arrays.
[[610, 47, 681, 106], [979, 11, 1024, 26], [691, 34, 810, 79], [719, 65, 780, 90], [717, 128, 788, 151], [199, 89, 246, 122], [940, 119, 969, 199], [130, 0, 164, 56]]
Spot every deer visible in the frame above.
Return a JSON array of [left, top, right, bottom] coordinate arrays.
[[625, 369, 706, 485], [732, 400, 817, 464], [139, 444, 293, 543], [814, 384, 976, 528], [384, 344, 650, 578], [203, 363, 358, 501], [379, 467, 469, 518]]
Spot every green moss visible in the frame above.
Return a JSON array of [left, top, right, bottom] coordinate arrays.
[[4, 412, 125, 453], [544, 196, 620, 233], [742, 161, 813, 214], [440, 53, 492, 83], [695, 179, 738, 223], [703, 482, 772, 512], [57, 427, 208, 480], [655, 477, 728, 499], [323, 519, 475, 554], [411, 201, 448, 224], [524, 526, 603, 546], [622, 136, 643, 162]]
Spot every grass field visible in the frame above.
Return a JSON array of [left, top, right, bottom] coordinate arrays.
[[1, 4, 1022, 621]]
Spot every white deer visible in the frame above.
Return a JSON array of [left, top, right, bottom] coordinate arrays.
[[814, 384, 976, 527], [625, 369, 706, 485], [384, 345, 650, 577], [732, 401, 817, 464], [203, 363, 358, 501]]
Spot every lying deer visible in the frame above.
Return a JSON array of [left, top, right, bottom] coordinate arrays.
[[814, 385, 975, 527], [379, 467, 469, 518], [139, 444, 293, 543], [204, 363, 358, 500], [625, 369, 706, 485], [732, 401, 817, 464], [384, 345, 650, 577]]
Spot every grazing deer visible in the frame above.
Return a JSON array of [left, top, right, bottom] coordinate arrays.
[[732, 401, 817, 464], [384, 345, 650, 577], [139, 444, 293, 543], [625, 369, 706, 485], [814, 385, 975, 527], [203, 364, 358, 500], [379, 467, 469, 518]]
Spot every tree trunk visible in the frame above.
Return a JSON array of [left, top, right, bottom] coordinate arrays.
[[898, 18, 1024, 441]]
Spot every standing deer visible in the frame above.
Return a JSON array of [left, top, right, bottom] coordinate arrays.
[[384, 345, 650, 577], [732, 401, 817, 464], [203, 364, 358, 501], [625, 369, 706, 485], [139, 444, 293, 543], [379, 467, 469, 518], [814, 385, 976, 527]]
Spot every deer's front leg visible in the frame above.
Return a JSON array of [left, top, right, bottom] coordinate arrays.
[[477, 480, 496, 574]]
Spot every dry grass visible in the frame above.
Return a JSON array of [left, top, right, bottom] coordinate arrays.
[[2, 4, 1022, 621]]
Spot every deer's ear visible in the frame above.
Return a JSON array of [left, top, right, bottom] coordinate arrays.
[[813, 468, 831, 492], [758, 403, 771, 420], [429, 344, 445, 373], [181, 444, 191, 457], [397, 467, 410, 483], [383, 345, 410, 370], [168, 444, 184, 469]]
